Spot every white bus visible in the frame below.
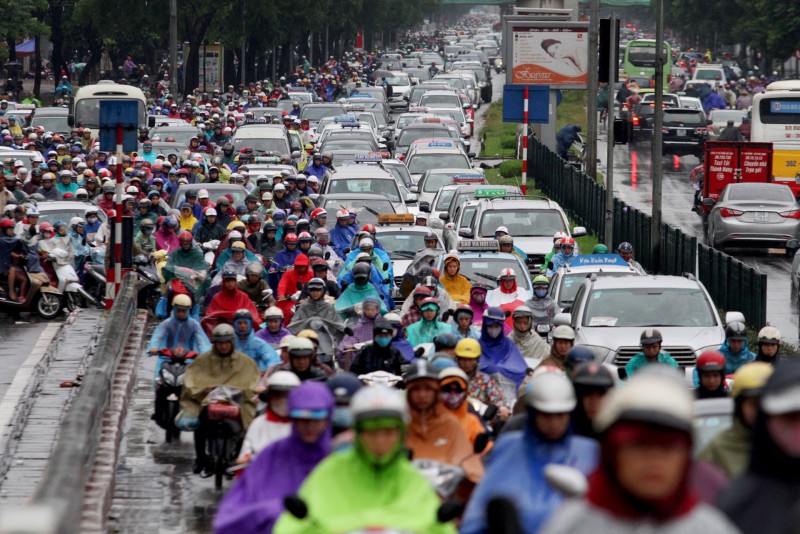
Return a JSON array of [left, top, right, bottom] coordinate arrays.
[[751, 80, 800, 196], [68, 81, 150, 135]]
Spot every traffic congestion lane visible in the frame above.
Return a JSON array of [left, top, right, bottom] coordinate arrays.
[[597, 133, 800, 346]]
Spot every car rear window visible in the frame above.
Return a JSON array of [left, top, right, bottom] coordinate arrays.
[[727, 186, 794, 202], [664, 111, 704, 125]]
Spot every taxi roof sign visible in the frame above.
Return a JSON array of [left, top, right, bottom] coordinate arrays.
[[427, 141, 454, 148], [573, 254, 629, 267], [377, 213, 415, 225], [354, 154, 383, 163], [334, 115, 358, 123], [453, 173, 485, 183], [350, 93, 372, 99], [339, 122, 361, 128], [474, 187, 508, 198], [254, 156, 281, 163], [457, 239, 499, 252]]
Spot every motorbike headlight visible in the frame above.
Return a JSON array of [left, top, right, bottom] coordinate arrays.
[[177, 374, 185, 387], [160, 369, 175, 386]]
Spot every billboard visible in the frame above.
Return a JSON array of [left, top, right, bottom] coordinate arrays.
[[504, 22, 589, 89]]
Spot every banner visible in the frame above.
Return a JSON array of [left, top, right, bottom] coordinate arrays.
[[510, 25, 588, 88]]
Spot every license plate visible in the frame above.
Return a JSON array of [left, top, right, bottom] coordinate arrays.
[[754, 212, 769, 222], [676, 130, 686, 137]]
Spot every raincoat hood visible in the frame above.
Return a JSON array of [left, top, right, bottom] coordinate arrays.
[[479, 321, 528, 385]]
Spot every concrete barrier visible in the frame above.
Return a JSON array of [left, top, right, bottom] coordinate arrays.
[[3, 273, 139, 534]]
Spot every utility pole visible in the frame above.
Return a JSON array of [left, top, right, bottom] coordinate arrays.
[[241, 0, 246, 86], [605, 15, 616, 248], [586, 0, 600, 181], [169, 0, 177, 94], [650, 0, 665, 271]]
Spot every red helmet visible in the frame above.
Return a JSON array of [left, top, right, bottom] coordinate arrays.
[[310, 208, 327, 220], [361, 224, 376, 233], [697, 350, 726, 372], [179, 231, 193, 242], [560, 237, 576, 247], [336, 209, 349, 219], [0, 219, 15, 229], [39, 222, 54, 233], [284, 233, 299, 244], [290, 202, 303, 211]]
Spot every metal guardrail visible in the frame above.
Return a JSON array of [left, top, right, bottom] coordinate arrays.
[[29, 272, 138, 534], [529, 139, 768, 328]]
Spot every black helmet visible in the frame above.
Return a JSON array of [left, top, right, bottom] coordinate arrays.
[[571, 362, 614, 390], [263, 221, 277, 232], [353, 262, 370, 282], [221, 267, 238, 279], [617, 241, 634, 253], [725, 321, 747, 341], [373, 317, 394, 336], [640, 328, 663, 345], [566, 346, 595, 373], [433, 331, 459, 351]]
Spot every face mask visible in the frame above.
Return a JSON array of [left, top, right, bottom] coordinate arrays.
[[375, 336, 392, 348], [534, 288, 548, 298], [487, 325, 503, 339], [332, 407, 352, 428], [441, 391, 467, 410], [86, 216, 97, 224]]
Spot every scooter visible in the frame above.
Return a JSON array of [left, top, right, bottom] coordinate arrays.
[[134, 254, 161, 313], [154, 348, 196, 443], [203, 386, 245, 490], [0, 270, 63, 320], [202, 240, 220, 269], [49, 248, 97, 311]]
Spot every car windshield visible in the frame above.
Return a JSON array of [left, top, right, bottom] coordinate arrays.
[[232, 137, 289, 154], [420, 94, 461, 107], [398, 128, 457, 146], [300, 106, 344, 122], [451, 257, 530, 290], [321, 140, 375, 152], [663, 111, 704, 125], [557, 272, 637, 307], [432, 108, 466, 124], [151, 128, 199, 146], [327, 179, 401, 202], [407, 153, 470, 174], [379, 232, 429, 259], [434, 189, 457, 211], [478, 209, 566, 237], [322, 198, 395, 223], [30, 116, 70, 134], [386, 76, 410, 86], [382, 164, 412, 188], [693, 412, 732, 455], [726, 185, 794, 202], [582, 288, 717, 327], [695, 70, 722, 81]]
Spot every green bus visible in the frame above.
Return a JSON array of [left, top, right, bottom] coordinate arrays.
[[623, 39, 672, 85]]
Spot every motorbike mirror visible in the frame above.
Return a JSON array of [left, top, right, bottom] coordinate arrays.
[[503, 310, 511, 318], [344, 326, 354, 336], [536, 324, 551, 334], [544, 464, 589, 497], [283, 495, 309, 519], [486, 497, 522, 533], [324, 251, 331, 260], [617, 367, 628, 380], [474, 432, 490, 454], [436, 502, 464, 524], [482, 404, 498, 422], [414, 346, 426, 359]]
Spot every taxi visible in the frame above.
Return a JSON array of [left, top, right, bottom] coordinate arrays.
[[547, 254, 642, 313], [403, 140, 474, 182]]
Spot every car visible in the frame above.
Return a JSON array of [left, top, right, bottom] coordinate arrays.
[[554, 274, 731, 375], [627, 100, 663, 143], [379, 159, 414, 192], [240, 161, 298, 178], [707, 109, 748, 140], [428, 183, 523, 231], [316, 123, 384, 152], [232, 124, 294, 158], [692, 65, 727, 87], [383, 72, 414, 110], [693, 397, 733, 456], [679, 95, 703, 110], [547, 254, 643, 313], [168, 183, 248, 209], [350, 86, 388, 103], [640, 92, 681, 107], [706, 183, 800, 250], [435, 240, 535, 294], [418, 90, 464, 111], [319, 165, 414, 212], [35, 200, 108, 241], [426, 106, 473, 138], [145, 141, 187, 158], [393, 123, 463, 160], [392, 111, 438, 140], [29, 107, 70, 135], [404, 141, 473, 182], [407, 84, 451, 109], [661, 108, 708, 158], [412, 168, 486, 208], [316, 193, 402, 225], [443, 194, 586, 276], [298, 103, 347, 127], [0, 149, 43, 171], [149, 125, 203, 147]]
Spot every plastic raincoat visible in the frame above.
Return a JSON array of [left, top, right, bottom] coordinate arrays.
[[335, 281, 388, 317], [233, 317, 280, 372], [478, 321, 528, 387], [692, 339, 755, 387], [147, 307, 211, 378], [405, 314, 453, 347], [439, 255, 472, 305]]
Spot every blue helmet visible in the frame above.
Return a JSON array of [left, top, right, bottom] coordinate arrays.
[[566, 346, 595, 373]]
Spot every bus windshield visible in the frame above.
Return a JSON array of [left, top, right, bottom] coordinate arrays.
[[74, 98, 146, 129]]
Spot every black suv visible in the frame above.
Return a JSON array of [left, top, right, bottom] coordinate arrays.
[[661, 108, 708, 159]]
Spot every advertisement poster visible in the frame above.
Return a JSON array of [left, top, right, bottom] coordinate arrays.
[[511, 26, 588, 88]]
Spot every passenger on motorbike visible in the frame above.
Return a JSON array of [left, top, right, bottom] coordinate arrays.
[[384, 312, 415, 363], [276, 253, 312, 321], [523, 275, 559, 328], [337, 295, 382, 370], [239, 370, 299, 463], [256, 306, 292, 348], [335, 263, 387, 318], [617, 241, 645, 274], [0, 218, 28, 301], [439, 367, 492, 452], [237, 261, 270, 306], [546, 237, 579, 278], [350, 317, 406, 376], [537, 325, 576, 372], [179, 324, 260, 475], [406, 297, 453, 347], [273, 233, 301, 272], [439, 254, 472, 305], [211, 241, 250, 286], [487, 268, 530, 308], [478, 307, 528, 395], [329, 209, 355, 259], [134, 218, 157, 254], [194, 207, 225, 243], [694, 350, 729, 399], [38, 219, 74, 267], [570, 362, 615, 440], [290, 277, 340, 326], [68, 216, 90, 276], [508, 306, 551, 363], [256, 221, 283, 260], [205, 268, 262, 329], [215, 381, 334, 534], [754, 325, 781, 365], [154, 216, 180, 252], [147, 294, 211, 380], [452, 304, 480, 340], [233, 309, 280, 372], [463, 370, 598, 534], [400, 275, 456, 317], [455, 337, 507, 414], [278, 337, 329, 382], [273, 385, 456, 534]]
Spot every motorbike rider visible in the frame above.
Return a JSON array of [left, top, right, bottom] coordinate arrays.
[[438, 366, 491, 451], [464, 370, 599, 534], [276, 253, 312, 322], [273, 385, 457, 534], [290, 277, 341, 326], [237, 261, 270, 305], [233, 309, 280, 372], [178, 323, 260, 475], [402, 360, 484, 485], [256, 306, 292, 348], [699, 361, 773, 479], [154, 216, 180, 252], [692, 320, 755, 387], [36, 173, 59, 201], [194, 208, 225, 243], [695, 350, 730, 399], [329, 209, 355, 259], [617, 241, 645, 274], [479, 307, 528, 397], [216, 381, 334, 534], [755, 325, 781, 364], [256, 221, 283, 260], [546, 237, 579, 278], [0, 218, 28, 301], [211, 241, 251, 287], [279, 337, 329, 382], [542, 371, 736, 534], [487, 267, 530, 307], [349, 317, 405, 376], [533, 324, 575, 372], [469, 285, 488, 322], [205, 268, 261, 328], [439, 254, 472, 305], [406, 297, 453, 347], [134, 218, 157, 254], [239, 370, 300, 463], [508, 306, 551, 363], [453, 304, 480, 340], [626, 329, 678, 378], [337, 295, 382, 370], [571, 362, 615, 440], [524, 275, 559, 328], [273, 233, 301, 273], [335, 263, 388, 317]]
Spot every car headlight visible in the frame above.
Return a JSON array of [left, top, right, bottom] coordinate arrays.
[[584, 345, 614, 363]]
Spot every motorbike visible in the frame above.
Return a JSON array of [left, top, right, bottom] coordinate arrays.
[[494, 57, 504, 74], [49, 248, 97, 311], [83, 262, 107, 308], [203, 386, 245, 490], [154, 348, 197, 443], [202, 240, 220, 269], [0, 270, 62, 320], [134, 254, 161, 313], [358, 370, 403, 388]]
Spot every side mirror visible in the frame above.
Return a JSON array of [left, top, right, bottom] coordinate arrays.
[[572, 226, 587, 237], [463, 102, 470, 109], [67, 114, 75, 127], [473, 432, 490, 454], [503, 310, 511, 318], [438, 212, 449, 221], [342, 248, 350, 255], [324, 251, 331, 260], [458, 228, 473, 239], [291, 150, 301, 159], [284, 495, 309, 519], [544, 464, 588, 497], [405, 193, 418, 204], [707, 119, 713, 125], [409, 185, 419, 193], [419, 201, 430, 213], [437, 502, 464, 524], [378, 143, 387, 150], [553, 313, 571, 327], [467, 152, 476, 158], [617, 366, 628, 380], [383, 262, 389, 272]]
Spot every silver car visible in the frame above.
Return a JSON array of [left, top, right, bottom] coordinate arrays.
[[707, 109, 748, 140], [707, 183, 800, 250]]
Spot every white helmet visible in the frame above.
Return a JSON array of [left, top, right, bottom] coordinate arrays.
[[524, 371, 576, 414], [350, 385, 409, 425], [264, 306, 284, 320], [758, 325, 781, 344], [552, 325, 576, 341], [266, 370, 301, 392], [69, 216, 85, 227]]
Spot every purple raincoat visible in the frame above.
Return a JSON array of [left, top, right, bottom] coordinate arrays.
[[213, 382, 334, 534]]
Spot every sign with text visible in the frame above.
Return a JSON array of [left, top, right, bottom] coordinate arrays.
[[506, 22, 589, 88], [702, 141, 774, 211]]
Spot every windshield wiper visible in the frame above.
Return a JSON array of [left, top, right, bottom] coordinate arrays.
[[364, 206, 380, 217], [474, 271, 499, 282], [391, 250, 416, 259]]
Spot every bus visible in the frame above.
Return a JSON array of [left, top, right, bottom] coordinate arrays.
[[68, 81, 150, 135], [622, 39, 673, 86], [751, 80, 800, 196]]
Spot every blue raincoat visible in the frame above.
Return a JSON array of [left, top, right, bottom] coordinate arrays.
[[330, 223, 356, 258], [461, 412, 599, 534], [478, 320, 528, 386], [147, 308, 211, 380], [693, 338, 756, 387], [233, 317, 281, 372], [546, 250, 578, 278]]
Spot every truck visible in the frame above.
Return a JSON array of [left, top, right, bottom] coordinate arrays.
[[696, 141, 773, 215]]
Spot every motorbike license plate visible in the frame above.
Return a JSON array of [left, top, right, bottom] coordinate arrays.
[[754, 212, 769, 222], [676, 130, 686, 137]]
